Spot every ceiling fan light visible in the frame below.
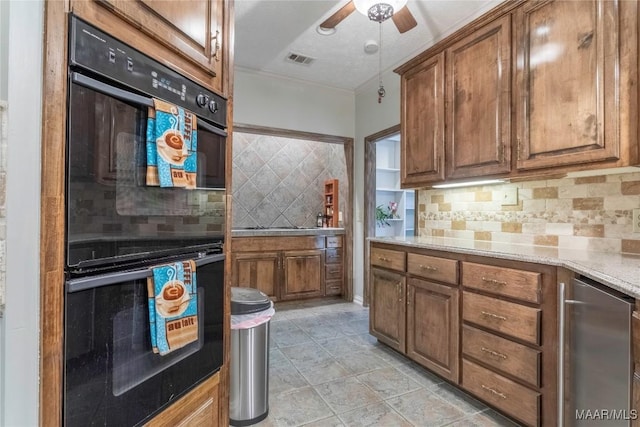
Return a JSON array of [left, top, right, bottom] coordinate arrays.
[[354, 0, 408, 22]]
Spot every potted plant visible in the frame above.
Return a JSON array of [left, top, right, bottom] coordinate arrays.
[[375, 205, 393, 227]]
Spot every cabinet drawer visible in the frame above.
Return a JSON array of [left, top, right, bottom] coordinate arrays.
[[463, 292, 541, 345], [325, 264, 343, 281], [325, 248, 343, 264], [462, 324, 540, 388], [371, 247, 406, 272], [462, 262, 541, 304], [325, 280, 342, 296], [407, 253, 458, 285], [326, 236, 343, 248], [462, 359, 539, 427]]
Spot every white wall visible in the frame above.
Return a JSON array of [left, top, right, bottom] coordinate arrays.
[[0, 0, 8, 101], [0, 0, 6, 419], [233, 68, 356, 137], [1, 1, 43, 425], [352, 71, 401, 303]]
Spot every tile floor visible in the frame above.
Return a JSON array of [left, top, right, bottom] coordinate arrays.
[[254, 298, 521, 427]]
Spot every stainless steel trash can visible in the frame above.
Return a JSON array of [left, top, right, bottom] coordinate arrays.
[[230, 287, 273, 426]]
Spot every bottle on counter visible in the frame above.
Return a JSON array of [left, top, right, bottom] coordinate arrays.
[[317, 213, 323, 227]]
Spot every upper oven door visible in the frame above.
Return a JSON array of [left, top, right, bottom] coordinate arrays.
[[66, 74, 226, 268]]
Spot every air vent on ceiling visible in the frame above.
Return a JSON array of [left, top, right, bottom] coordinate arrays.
[[285, 52, 315, 66]]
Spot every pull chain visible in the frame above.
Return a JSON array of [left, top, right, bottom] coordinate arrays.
[[377, 22, 385, 104]]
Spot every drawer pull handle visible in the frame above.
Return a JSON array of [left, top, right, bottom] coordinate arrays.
[[482, 277, 507, 286], [378, 256, 390, 262], [481, 384, 507, 399], [481, 311, 507, 321], [481, 347, 508, 360], [419, 265, 438, 272]]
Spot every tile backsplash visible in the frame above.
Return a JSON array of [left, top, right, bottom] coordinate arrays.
[[417, 170, 640, 254], [232, 132, 348, 228]]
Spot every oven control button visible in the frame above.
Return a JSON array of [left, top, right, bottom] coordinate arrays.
[[196, 94, 209, 107], [108, 50, 116, 63], [127, 59, 133, 72], [208, 99, 218, 113]]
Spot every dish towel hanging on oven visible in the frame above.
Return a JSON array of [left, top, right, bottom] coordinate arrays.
[[146, 99, 198, 189], [147, 260, 199, 355]]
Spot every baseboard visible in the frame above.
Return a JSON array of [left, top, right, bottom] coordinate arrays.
[[353, 295, 363, 306]]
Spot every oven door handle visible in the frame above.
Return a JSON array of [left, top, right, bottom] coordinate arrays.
[[66, 253, 225, 293], [71, 72, 227, 137]]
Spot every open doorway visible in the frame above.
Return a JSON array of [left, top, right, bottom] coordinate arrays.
[[363, 125, 416, 306]]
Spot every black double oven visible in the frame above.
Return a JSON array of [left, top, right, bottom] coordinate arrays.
[[64, 16, 227, 426]]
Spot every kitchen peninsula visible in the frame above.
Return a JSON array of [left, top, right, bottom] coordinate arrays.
[[368, 235, 640, 426]]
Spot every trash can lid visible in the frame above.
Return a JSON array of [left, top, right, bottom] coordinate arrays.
[[231, 287, 272, 315]]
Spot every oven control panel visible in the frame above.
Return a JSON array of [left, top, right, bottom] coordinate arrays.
[[69, 15, 227, 129]]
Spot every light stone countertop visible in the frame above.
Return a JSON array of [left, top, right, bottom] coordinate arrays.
[[232, 227, 346, 238], [369, 236, 640, 299]]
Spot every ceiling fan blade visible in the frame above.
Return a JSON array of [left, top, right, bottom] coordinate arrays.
[[319, 1, 356, 29], [392, 6, 417, 34]]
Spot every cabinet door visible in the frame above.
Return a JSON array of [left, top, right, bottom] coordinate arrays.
[[401, 52, 445, 186], [97, 0, 223, 91], [370, 268, 406, 352], [147, 372, 219, 426], [232, 252, 279, 300], [406, 278, 459, 382], [515, 0, 620, 170], [281, 250, 323, 301], [445, 14, 511, 179]]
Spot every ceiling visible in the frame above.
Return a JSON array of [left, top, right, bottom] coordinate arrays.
[[234, 0, 505, 91]]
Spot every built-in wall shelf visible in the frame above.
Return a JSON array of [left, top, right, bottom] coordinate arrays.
[[324, 179, 339, 228], [375, 136, 415, 238]]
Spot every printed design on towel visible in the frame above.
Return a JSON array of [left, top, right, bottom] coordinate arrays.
[[147, 260, 199, 355], [146, 99, 198, 189]]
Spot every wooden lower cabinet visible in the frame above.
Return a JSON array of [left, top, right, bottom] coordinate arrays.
[[370, 244, 459, 366], [231, 235, 343, 301], [406, 278, 459, 382], [281, 249, 323, 300], [146, 372, 219, 426], [370, 267, 406, 352], [233, 252, 279, 300], [369, 242, 558, 426]]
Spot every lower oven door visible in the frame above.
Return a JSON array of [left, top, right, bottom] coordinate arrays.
[[64, 254, 224, 427]]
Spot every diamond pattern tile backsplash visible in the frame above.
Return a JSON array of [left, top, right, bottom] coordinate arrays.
[[233, 132, 348, 228]]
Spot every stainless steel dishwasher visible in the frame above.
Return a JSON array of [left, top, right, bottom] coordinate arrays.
[[560, 277, 634, 426]]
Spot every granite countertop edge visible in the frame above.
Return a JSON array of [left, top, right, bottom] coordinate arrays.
[[232, 228, 346, 237], [369, 236, 640, 299]]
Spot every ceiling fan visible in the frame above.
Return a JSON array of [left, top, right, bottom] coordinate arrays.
[[320, 0, 418, 33]]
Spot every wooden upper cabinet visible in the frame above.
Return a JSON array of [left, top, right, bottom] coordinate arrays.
[[92, 0, 225, 93], [445, 14, 512, 179], [514, 0, 620, 170], [401, 52, 445, 186]]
